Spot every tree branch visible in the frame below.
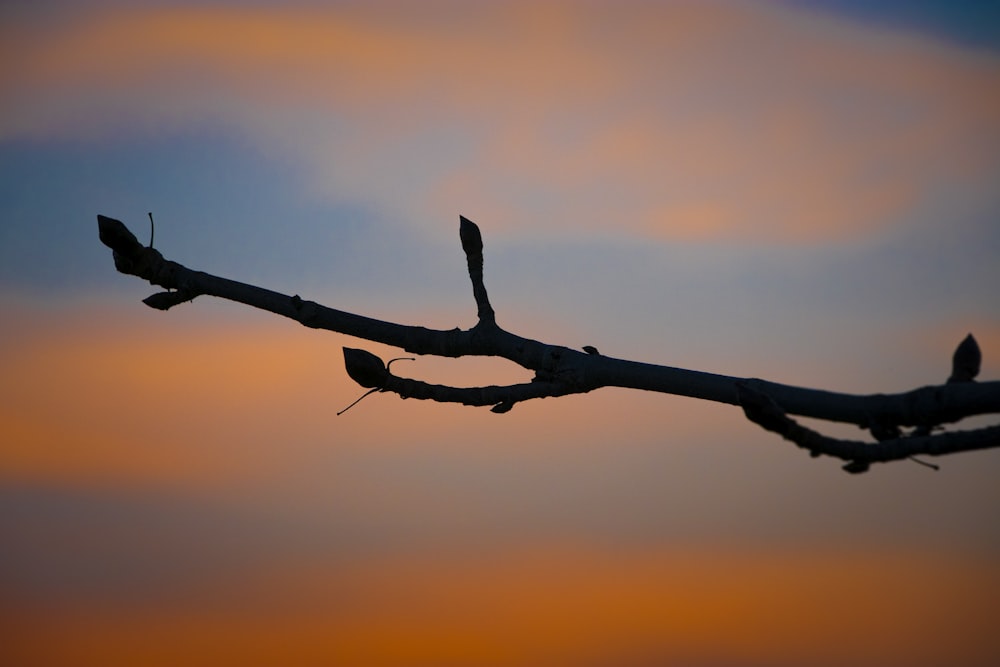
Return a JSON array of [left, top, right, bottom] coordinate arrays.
[[736, 383, 1000, 472], [97, 214, 1000, 471]]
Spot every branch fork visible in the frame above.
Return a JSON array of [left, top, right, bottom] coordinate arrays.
[[97, 213, 1000, 473]]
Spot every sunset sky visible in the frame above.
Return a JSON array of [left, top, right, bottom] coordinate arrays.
[[2, 1, 999, 665]]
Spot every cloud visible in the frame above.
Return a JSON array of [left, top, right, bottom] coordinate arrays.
[[2, 1, 998, 243]]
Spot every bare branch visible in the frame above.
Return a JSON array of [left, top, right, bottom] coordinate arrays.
[[97, 214, 1000, 467]]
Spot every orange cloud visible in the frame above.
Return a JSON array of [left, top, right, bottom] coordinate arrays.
[[2, 2, 998, 243]]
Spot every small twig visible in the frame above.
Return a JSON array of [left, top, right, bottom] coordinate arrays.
[[337, 388, 381, 416], [386, 356, 416, 371], [147, 211, 155, 249], [908, 456, 940, 471], [460, 215, 496, 325]]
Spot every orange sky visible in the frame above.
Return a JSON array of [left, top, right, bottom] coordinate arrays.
[[4, 544, 997, 666], [2, 1, 999, 665], [2, 299, 999, 665]]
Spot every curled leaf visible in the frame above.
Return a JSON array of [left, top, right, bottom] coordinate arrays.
[[343, 347, 388, 388]]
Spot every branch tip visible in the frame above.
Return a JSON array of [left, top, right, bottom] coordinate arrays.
[[908, 456, 940, 471], [459, 215, 483, 256], [97, 214, 142, 253], [337, 388, 380, 416], [386, 356, 416, 372], [949, 333, 981, 383], [458, 215, 495, 324]]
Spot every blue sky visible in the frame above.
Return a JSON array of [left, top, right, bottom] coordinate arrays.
[[790, 0, 1000, 50]]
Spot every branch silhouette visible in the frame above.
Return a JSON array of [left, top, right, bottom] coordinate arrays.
[[97, 214, 1000, 473]]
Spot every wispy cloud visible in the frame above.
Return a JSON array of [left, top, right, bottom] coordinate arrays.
[[3, 2, 998, 242]]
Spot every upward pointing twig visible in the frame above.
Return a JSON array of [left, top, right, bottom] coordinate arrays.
[[460, 215, 495, 326]]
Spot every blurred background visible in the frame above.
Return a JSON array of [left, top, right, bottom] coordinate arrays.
[[2, 1, 999, 665]]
